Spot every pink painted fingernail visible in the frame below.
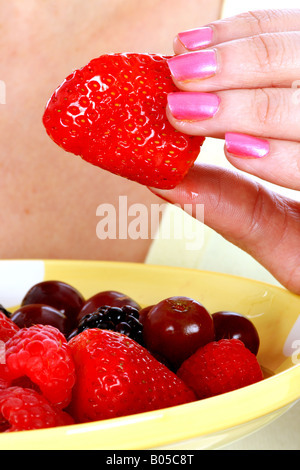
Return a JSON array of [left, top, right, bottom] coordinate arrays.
[[178, 27, 213, 51], [167, 50, 217, 82], [225, 133, 270, 158], [168, 92, 220, 121]]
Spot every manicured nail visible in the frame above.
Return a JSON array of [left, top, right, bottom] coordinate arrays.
[[178, 27, 213, 51], [168, 92, 220, 121], [167, 50, 217, 82], [225, 133, 270, 158]]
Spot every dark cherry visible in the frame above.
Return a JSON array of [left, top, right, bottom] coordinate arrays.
[[21, 280, 85, 335], [212, 311, 260, 355], [138, 305, 154, 325], [11, 304, 67, 334], [77, 290, 141, 323], [142, 296, 215, 370]]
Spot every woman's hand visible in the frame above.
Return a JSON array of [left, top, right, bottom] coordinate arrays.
[[151, 9, 300, 294]]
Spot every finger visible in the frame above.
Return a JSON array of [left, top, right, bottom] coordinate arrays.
[[149, 164, 300, 294], [174, 9, 300, 53], [224, 133, 300, 191], [166, 88, 300, 142], [168, 31, 300, 92], [167, 88, 300, 190]]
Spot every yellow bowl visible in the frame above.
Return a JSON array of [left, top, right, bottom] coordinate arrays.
[[0, 259, 299, 450]]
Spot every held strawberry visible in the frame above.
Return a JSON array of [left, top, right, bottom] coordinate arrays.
[[43, 53, 204, 189], [68, 328, 196, 423]]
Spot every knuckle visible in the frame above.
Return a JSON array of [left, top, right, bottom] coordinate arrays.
[[253, 88, 282, 127], [250, 34, 286, 73], [233, 183, 266, 244], [247, 10, 270, 36], [245, 185, 265, 239], [240, 9, 279, 36], [251, 34, 273, 71]]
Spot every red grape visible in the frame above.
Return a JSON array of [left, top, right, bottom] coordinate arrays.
[[138, 305, 153, 325], [77, 290, 140, 323], [142, 296, 215, 370], [21, 280, 85, 335], [212, 311, 260, 355], [11, 304, 67, 333]]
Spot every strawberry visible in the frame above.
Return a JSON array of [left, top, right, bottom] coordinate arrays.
[[42, 53, 204, 189], [177, 339, 264, 400], [67, 328, 196, 423], [0, 310, 19, 343]]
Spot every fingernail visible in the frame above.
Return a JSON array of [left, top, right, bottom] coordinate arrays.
[[225, 133, 270, 158], [167, 50, 217, 82], [168, 92, 220, 121], [178, 27, 213, 51]]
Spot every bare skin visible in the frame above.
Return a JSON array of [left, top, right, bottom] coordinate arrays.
[[0, 0, 222, 261]]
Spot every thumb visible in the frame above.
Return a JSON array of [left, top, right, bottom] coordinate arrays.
[[149, 163, 300, 294]]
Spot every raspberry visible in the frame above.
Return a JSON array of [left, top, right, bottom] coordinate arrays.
[[177, 339, 264, 399], [0, 378, 9, 390], [0, 325, 76, 408], [0, 387, 74, 432], [0, 311, 20, 343]]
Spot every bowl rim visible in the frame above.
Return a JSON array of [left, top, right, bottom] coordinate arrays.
[[0, 363, 298, 450]]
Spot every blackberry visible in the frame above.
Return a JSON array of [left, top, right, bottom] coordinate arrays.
[[68, 305, 144, 345]]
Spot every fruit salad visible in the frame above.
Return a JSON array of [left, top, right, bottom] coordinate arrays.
[[0, 280, 263, 432]]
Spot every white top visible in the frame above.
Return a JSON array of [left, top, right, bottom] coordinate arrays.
[[146, 0, 300, 450]]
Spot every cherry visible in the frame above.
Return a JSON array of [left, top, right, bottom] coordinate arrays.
[[142, 296, 215, 370], [11, 304, 67, 334], [21, 280, 85, 335], [138, 305, 153, 325], [77, 290, 141, 323], [212, 311, 260, 355]]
